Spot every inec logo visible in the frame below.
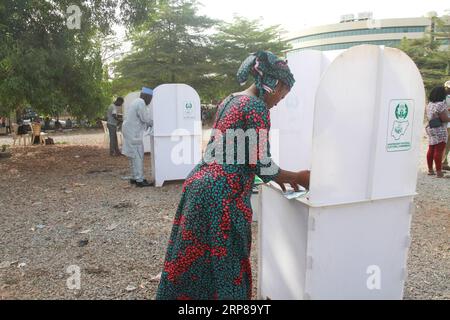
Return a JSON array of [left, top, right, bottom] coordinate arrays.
[[395, 103, 409, 121], [391, 103, 410, 141], [183, 101, 194, 118], [387, 100, 414, 152]]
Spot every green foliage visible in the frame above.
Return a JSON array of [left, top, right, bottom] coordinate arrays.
[[113, 0, 216, 98], [208, 16, 291, 101], [119, 0, 159, 30], [0, 0, 116, 119], [0, 0, 295, 117], [113, 2, 290, 103], [399, 17, 450, 96]]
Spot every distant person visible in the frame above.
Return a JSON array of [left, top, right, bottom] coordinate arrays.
[[3, 117, 11, 133], [201, 107, 206, 122], [55, 118, 62, 131], [442, 81, 450, 171], [122, 87, 154, 187], [106, 97, 124, 156], [17, 118, 27, 135], [66, 118, 72, 129], [426, 86, 450, 178], [44, 117, 50, 130]]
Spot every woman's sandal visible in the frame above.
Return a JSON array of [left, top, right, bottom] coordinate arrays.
[[436, 171, 445, 178], [428, 171, 436, 176]]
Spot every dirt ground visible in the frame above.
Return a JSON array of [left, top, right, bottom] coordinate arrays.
[[0, 130, 448, 300]]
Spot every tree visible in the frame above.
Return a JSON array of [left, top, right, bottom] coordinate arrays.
[[119, 0, 159, 30], [399, 16, 450, 95], [113, 0, 216, 98], [0, 0, 118, 119], [208, 16, 292, 101], [113, 12, 291, 103]]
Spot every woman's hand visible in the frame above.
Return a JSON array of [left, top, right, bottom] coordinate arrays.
[[296, 170, 310, 190], [274, 170, 311, 192]]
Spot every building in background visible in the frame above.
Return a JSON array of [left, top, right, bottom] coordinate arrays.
[[285, 12, 450, 53]]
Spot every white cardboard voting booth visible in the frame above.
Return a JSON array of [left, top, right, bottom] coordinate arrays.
[[251, 50, 341, 222], [270, 49, 343, 171], [258, 45, 425, 300], [150, 84, 202, 187], [250, 50, 343, 221], [123, 91, 152, 153]]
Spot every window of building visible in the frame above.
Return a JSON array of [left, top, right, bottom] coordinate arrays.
[[290, 26, 426, 44], [289, 39, 402, 52]]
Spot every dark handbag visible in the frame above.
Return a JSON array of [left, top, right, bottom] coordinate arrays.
[[428, 118, 442, 128]]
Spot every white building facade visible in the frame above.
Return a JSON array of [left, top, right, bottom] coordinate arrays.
[[286, 15, 450, 53]]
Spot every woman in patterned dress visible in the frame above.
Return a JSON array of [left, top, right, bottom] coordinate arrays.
[[156, 51, 310, 300], [426, 86, 450, 178]]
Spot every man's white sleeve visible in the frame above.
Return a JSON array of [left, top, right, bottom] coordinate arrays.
[[137, 102, 153, 127]]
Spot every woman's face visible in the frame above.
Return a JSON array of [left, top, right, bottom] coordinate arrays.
[[264, 82, 290, 109]]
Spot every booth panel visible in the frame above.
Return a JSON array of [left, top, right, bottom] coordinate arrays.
[[250, 193, 260, 222], [270, 131, 310, 172], [306, 197, 413, 300], [152, 84, 201, 136], [175, 84, 202, 135], [152, 136, 202, 187], [271, 50, 330, 171], [152, 85, 178, 136], [259, 185, 309, 300], [370, 47, 425, 199], [309, 45, 380, 205]]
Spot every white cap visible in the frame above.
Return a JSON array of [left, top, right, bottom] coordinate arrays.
[[445, 80, 450, 89]]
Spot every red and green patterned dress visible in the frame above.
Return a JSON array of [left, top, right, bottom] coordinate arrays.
[[156, 94, 280, 300]]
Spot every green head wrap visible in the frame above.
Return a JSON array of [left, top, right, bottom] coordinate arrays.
[[237, 50, 295, 98]]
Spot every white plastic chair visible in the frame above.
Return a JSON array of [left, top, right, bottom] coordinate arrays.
[[101, 121, 109, 147], [29, 123, 48, 145]]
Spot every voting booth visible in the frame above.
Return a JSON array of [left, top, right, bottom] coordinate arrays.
[[123, 91, 152, 153], [258, 45, 425, 300], [150, 84, 202, 187], [270, 49, 343, 171], [251, 50, 341, 221]]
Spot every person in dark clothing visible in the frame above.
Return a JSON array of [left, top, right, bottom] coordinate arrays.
[[106, 97, 124, 156]]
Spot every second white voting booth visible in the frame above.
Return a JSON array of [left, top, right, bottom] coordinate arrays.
[[258, 45, 425, 300], [150, 84, 202, 187]]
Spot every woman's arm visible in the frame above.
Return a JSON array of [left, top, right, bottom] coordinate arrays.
[[273, 169, 310, 192], [439, 110, 450, 122]]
